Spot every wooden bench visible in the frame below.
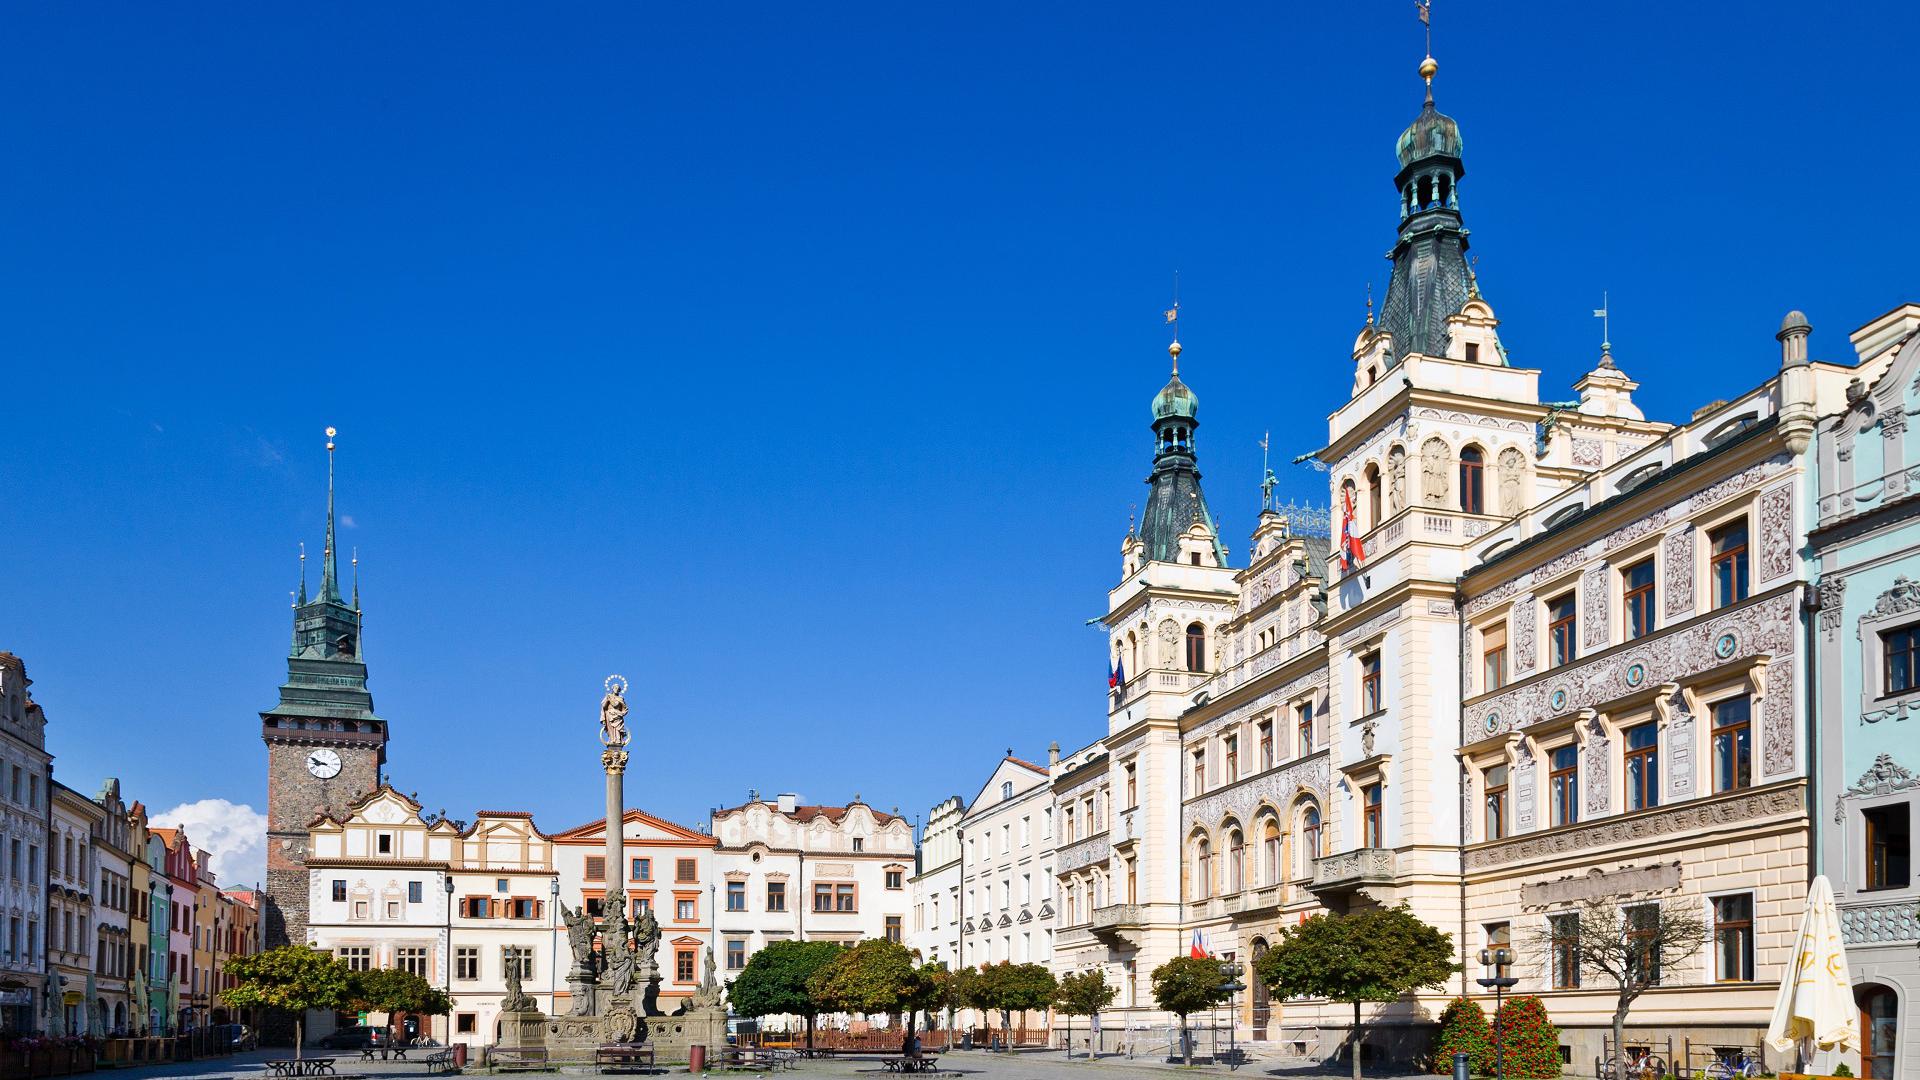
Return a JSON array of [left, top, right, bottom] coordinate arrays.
[[486, 1045, 550, 1071], [422, 1048, 457, 1074], [594, 1043, 655, 1071], [266, 1058, 338, 1077]]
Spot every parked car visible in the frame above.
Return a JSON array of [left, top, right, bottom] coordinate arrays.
[[316, 1026, 388, 1050], [214, 1023, 257, 1050]]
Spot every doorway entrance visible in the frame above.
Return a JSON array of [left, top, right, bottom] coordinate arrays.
[[1249, 938, 1270, 1041], [1858, 985, 1898, 1079]]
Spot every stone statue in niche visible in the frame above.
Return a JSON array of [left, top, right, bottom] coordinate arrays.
[[1158, 619, 1180, 668], [1421, 438, 1450, 506], [1388, 445, 1407, 511], [1498, 447, 1526, 515]]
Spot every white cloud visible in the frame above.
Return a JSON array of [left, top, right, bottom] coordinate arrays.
[[155, 799, 267, 890], [340, 515, 357, 528]]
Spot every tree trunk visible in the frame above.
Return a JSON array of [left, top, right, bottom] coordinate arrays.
[[1350, 1000, 1361, 1080], [1064, 1013, 1071, 1060], [1612, 1002, 1630, 1080], [805, 1012, 815, 1051], [294, 1015, 304, 1061], [1181, 1014, 1192, 1066], [904, 1008, 916, 1054]]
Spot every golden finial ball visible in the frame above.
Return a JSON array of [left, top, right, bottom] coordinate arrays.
[[1169, 340, 1183, 359], [1419, 56, 1438, 80]]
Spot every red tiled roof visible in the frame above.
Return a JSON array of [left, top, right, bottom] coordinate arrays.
[[715, 801, 903, 826], [1006, 756, 1049, 775]]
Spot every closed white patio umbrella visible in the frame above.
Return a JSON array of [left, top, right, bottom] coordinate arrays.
[[1765, 875, 1857, 1062]]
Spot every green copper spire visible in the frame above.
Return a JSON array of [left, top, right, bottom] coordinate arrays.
[[1139, 339, 1226, 566], [320, 426, 343, 604]]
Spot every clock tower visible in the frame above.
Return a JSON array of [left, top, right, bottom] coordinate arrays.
[[261, 429, 387, 949]]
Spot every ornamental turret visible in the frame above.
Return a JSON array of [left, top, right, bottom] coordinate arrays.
[[1377, 54, 1474, 365], [1139, 339, 1226, 567]]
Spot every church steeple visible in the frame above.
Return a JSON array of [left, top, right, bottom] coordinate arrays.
[[321, 427, 343, 604], [1139, 339, 1226, 566], [1377, 52, 1473, 364]]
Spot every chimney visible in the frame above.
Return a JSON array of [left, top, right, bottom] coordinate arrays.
[[1048, 741, 1061, 766], [1777, 310, 1816, 454], [776, 793, 797, 814]]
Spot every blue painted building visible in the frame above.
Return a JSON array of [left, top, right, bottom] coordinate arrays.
[[1810, 303, 1920, 1079]]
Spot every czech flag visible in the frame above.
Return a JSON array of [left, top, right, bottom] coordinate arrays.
[[1110, 656, 1126, 689], [1338, 485, 1366, 572], [1190, 928, 1211, 959]]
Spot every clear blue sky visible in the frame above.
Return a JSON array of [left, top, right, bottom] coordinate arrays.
[[5, 3, 1915, 875]]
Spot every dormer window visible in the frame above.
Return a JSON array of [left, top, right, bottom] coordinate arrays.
[[1189, 553, 1201, 566], [1000, 781, 1013, 801], [1465, 342, 1479, 363]]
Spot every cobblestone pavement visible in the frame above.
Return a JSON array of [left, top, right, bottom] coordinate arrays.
[[94, 1046, 1431, 1079]]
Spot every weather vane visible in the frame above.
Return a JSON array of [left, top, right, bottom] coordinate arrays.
[[1594, 291, 1611, 354]]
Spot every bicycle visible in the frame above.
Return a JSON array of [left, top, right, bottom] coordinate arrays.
[[1599, 1050, 1667, 1080], [1704, 1050, 1762, 1079]]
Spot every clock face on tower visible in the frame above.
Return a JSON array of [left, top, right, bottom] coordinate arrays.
[[306, 748, 343, 779]]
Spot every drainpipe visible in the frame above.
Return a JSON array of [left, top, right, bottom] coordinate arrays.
[[1456, 582, 1471, 999]]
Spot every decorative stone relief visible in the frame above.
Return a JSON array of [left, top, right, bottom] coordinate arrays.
[[1388, 445, 1407, 512], [1427, 600, 1456, 616], [1360, 720, 1377, 758], [1572, 438, 1603, 468], [1158, 619, 1180, 667], [1864, 576, 1920, 621], [1757, 483, 1795, 584], [1519, 862, 1681, 908], [1513, 743, 1536, 833], [1845, 754, 1920, 799], [1187, 666, 1328, 743], [1581, 566, 1610, 651], [1842, 901, 1920, 946], [1057, 836, 1110, 873], [1347, 602, 1405, 645], [1471, 593, 1796, 741], [1583, 719, 1611, 816], [1663, 528, 1695, 619], [1818, 577, 1846, 638], [1512, 596, 1538, 676], [1498, 447, 1527, 516], [1761, 656, 1795, 778], [1181, 755, 1330, 838], [1668, 707, 1696, 800], [1465, 784, 1804, 870], [1421, 437, 1450, 507]]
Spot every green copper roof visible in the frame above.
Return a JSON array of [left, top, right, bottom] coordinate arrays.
[[1152, 374, 1198, 421]]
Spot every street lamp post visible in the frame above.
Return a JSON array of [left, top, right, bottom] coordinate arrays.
[[443, 876, 455, 1045], [549, 878, 560, 1017], [1215, 958, 1245, 1072], [1475, 948, 1518, 1080]]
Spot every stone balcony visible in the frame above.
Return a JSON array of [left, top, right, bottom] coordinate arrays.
[[1090, 903, 1144, 946], [1308, 848, 1397, 893]]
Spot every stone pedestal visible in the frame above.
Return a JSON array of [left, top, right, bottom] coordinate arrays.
[[645, 1006, 727, 1063], [498, 1009, 548, 1051]]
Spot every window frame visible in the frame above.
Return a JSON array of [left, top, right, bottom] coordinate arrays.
[[1459, 445, 1486, 515], [1547, 593, 1578, 667], [1480, 622, 1508, 693], [1548, 743, 1580, 827], [1708, 518, 1751, 609], [1482, 763, 1508, 841], [1622, 721, 1660, 811], [1185, 622, 1208, 673], [1710, 892, 1755, 983], [1883, 624, 1920, 698], [1359, 652, 1382, 716], [1361, 784, 1384, 848], [1710, 694, 1753, 793], [1623, 559, 1657, 640], [1863, 802, 1912, 892], [1548, 912, 1581, 989]]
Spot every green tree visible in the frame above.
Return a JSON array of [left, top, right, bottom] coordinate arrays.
[[1054, 969, 1117, 1060], [1151, 956, 1233, 1066], [220, 946, 353, 1059], [347, 968, 452, 1045], [1491, 996, 1560, 1078], [808, 939, 935, 1050], [970, 962, 1056, 1051], [1254, 905, 1457, 1080], [1431, 997, 1495, 1075], [727, 939, 844, 1050]]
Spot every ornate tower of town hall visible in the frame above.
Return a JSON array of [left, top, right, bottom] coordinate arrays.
[[261, 430, 387, 949]]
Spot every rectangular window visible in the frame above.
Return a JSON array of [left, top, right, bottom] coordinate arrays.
[[407, 881, 423, 904], [1712, 696, 1752, 792], [1360, 652, 1382, 715], [633, 857, 651, 882], [1713, 894, 1754, 982], [1481, 624, 1508, 692], [676, 898, 696, 921], [337, 946, 371, 972], [676, 858, 697, 883], [1191, 750, 1205, 793], [836, 884, 856, 912], [1549, 745, 1579, 826], [463, 897, 491, 919], [1063, 807, 1076, 843], [1483, 764, 1508, 841], [397, 946, 428, 976], [331, 880, 346, 902], [584, 856, 606, 882], [725, 939, 746, 970], [456, 1013, 476, 1034], [354, 900, 369, 919], [676, 949, 695, 983], [884, 869, 903, 890], [766, 881, 786, 912], [1362, 784, 1383, 847], [852, 837, 864, 852], [1622, 722, 1660, 810], [726, 881, 746, 911], [813, 883, 833, 913], [1548, 594, 1577, 667], [386, 900, 401, 919], [1884, 626, 1919, 696], [1125, 764, 1137, 808], [1257, 722, 1274, 771], [1224, 735, 1239, 782], [1298, 703, 1315, 756], [884, 915, 903, 943], [1483, 922, 1511, 972], [1626, 904, 1662, 986], [1549, 913, 1580, 988], [376, 833, 392, 854], [1865, 804, 1912, 890], [512, 898, 538, 920], [1624, 560, 1656, 639], [503, 946, 532, 981], [1710, 520, 1750, 608]]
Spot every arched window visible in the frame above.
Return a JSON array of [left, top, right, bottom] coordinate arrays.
[[1460, 445, 1486, 514], [1365, 463, 1382, 529], [1299, 804, 1322, 875], [1226, 827, 1245, 893], [1191, 835, 1212, 900], [1127, 632, 1138, 677], [1000, 781, 1013, 801], [1261, 818, 1282, 885], [1186, 623, 1207, 673]]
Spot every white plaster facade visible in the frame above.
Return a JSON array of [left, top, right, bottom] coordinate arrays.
[[48, 781, 101, 1036], [553, 808, 714, 1014], [0, 654, 50, 1033], [907, 795, 962, 968]]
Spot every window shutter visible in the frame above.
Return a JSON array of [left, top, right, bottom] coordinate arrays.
[[586, 856, 606, 882]]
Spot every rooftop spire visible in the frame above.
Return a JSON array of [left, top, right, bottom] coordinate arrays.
[[297, 542, 308, 606], [1417, 1, 1436, 102], [321, 426, 342, 603]]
